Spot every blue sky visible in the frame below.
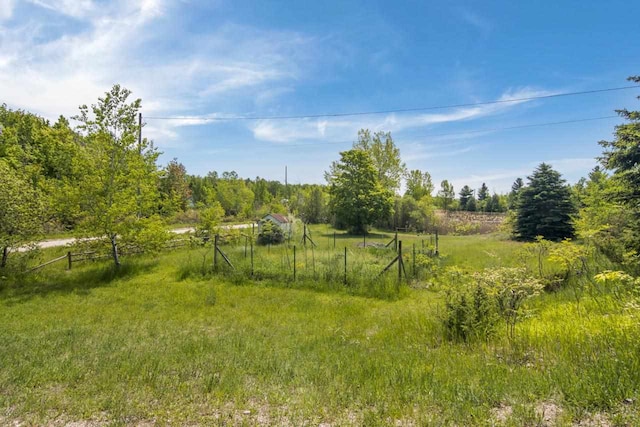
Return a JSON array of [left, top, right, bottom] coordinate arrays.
[[1, 0, 639, 193]]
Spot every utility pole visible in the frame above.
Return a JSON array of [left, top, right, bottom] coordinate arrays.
[[285, 165, 289, 203], [136, 112, 142, 218], [138, 112, 142, 153]]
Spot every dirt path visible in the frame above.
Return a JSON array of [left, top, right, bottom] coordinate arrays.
[[16, 223, 253, 252]]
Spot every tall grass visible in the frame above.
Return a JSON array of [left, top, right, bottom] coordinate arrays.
[[1, 229, 638, 425]]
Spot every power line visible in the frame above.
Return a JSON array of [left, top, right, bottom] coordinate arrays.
[[222, 114, 621, 149], [145, 85, 639, 122]]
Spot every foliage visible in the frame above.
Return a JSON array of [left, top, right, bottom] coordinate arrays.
[[508, 177, 524, 209], [391, 195, 435, 231], [444, 267, 543, 342], [514, 163, 576, 241], [477, 182, 489, 211], [327, 149, 393, 234], [598, 75, 640, 253], [120, 216, 171, 254], [474, 267, 543, 339], [593, 270, 640, 304], [573, 167, 629, 264], [73, 85, 162, 267], [520, 236, 552, 278], [196, 202, 225, 238], [298, 186, 327, 224], [405, 169, 434, 200], [458, 185, 475, 211], [437, 180, 455, 211], [257, 219, 285, 245], [485, 193, 506, 213], [352, 128, 406, 193], [215, 174, 255, 218], [159, 158, 191, 215], [547, 239, 593, 304], [0, 159, 45, 269]]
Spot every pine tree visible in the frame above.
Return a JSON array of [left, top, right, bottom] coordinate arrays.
[[508, 177, 524, 209], [477, 182, 489, 211], [515, 163, 576, 241], [458, 185, 474, 211]]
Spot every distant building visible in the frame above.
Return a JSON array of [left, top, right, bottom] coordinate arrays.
[[259, 213, 293, 235]]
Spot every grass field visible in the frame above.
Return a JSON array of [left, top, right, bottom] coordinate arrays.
[[1, 229, 639, 425]]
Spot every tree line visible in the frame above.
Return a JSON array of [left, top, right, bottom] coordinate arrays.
[[1, 76, 639, 270]]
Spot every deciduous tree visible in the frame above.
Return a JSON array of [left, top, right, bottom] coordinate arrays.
[[73, 85, 164, 267], [352, 129, 406, 193], [438, 180, 455, 212], [405, 169, 434, 200], [0, 160, 44, 268], [327, 149, 393, 234]]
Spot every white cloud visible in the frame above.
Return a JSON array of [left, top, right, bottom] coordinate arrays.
[[447, 157, 597, 194], [248, 87, 554, 144], [0, 0, 15, 20], [0, 1, 315, 150]]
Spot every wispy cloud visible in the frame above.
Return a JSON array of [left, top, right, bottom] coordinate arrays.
[[0, 1, 315, 149], [0, 0, 15, 20], [447, 157, 597, 194], [248, 87, 554, 144], [26, 0, 97, 19], [457, 7, 492, 35]]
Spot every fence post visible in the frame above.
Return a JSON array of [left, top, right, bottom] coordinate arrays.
[[67, 251, 72, 270], [333, 232, 336, 249], [398, 241, 403, 282], [435, 228, 439, 256], [214, 234, 219, 270], [250, 242, 254, 277], [395, 231, 398, 252], [412, 243, 416, 277], [363, 232, 366, 248], [244, 235, 248, 258], [344, 246, 348, 285], [293, 245, 297, 282]]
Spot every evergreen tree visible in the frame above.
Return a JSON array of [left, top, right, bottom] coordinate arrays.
[[515, 163, 576, 241], [508, 177, 524, 209], [458, 185, 474, 211], [477, 182, 489, 211], [466, 196, 477, 212], [598, 75, 640, 251]]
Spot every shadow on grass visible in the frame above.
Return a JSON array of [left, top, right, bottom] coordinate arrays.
[[0, 258, 158, 304]]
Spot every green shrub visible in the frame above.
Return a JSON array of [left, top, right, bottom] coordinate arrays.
[[257, 220, 285, 245], [443, 267, 542, 342]]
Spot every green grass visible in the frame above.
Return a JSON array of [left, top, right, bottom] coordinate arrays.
[[1, 230, 639, 425]]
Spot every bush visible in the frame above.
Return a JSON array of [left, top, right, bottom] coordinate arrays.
[[257, 220, 285, 245], [443, 267, 543, 342]]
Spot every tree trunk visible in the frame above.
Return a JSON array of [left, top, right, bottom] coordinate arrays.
[[110, 235, 121, 268], [1, 246, 8, 268]]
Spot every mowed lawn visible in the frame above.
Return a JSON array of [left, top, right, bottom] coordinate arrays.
[[1, 233, 639, 426]]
